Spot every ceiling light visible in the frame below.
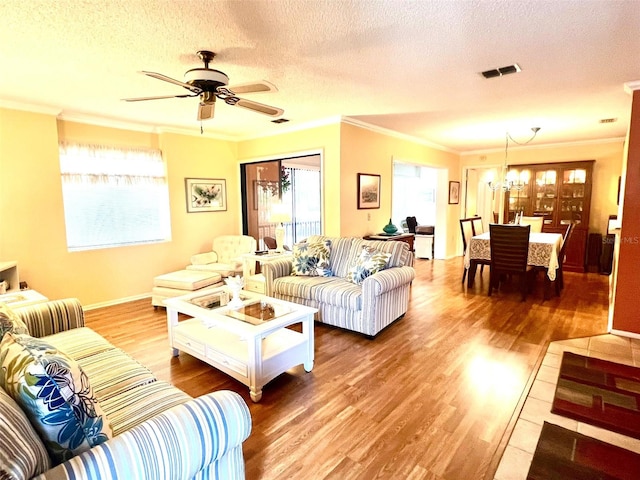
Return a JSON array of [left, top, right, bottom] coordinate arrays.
[[488, 127, 541, 192]]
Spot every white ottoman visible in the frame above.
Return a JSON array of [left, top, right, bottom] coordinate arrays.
[[152, 270, 223, 307]]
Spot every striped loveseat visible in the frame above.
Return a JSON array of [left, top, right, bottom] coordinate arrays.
[[0, 299, 251, 480], [262, 236, 416, 337]]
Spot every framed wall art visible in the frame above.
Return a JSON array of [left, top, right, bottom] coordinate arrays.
[[448, 181, 460, 205], [185, 178, 227, 213], [357, 173, 381, 209]]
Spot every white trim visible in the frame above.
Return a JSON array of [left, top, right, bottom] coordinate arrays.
[[462, 136, 626, 156], [57, 111, 160, 133], [623, 80, 640, 94], [0, 98, 61, 116], [341, 116, 457, 154], [239, 148, 324, 164], [157, 125, 238, 141], [84, 293, 150, 311], [609, 328, 640, 340], [240, 116, 343, 141]]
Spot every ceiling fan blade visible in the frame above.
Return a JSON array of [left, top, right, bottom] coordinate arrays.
[[122, 94, 196, 102], [225, 80, 278, 95], [232, 98, 284, 117], [140, 71, 201, 94], [197, 102, 215, 121]]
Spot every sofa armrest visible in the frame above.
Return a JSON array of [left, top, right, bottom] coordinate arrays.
[[261, 258, 293, 296], [191, 251, 218, 265], [362, 266, 416, 295], [37, 390, 252, 480], [13, 298, 85, 338]]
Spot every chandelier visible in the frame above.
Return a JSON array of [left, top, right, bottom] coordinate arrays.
[[488, 127, 540, 191]]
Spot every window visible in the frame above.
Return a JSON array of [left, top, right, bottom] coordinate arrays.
[[59, 143, 171, 251]]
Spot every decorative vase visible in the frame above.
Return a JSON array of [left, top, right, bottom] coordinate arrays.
[[224, 276, 245, 309], [382, 218, 398, 234]]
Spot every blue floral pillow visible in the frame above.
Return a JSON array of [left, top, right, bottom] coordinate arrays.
[[291, 240, 332, 276], [0, 332, 112, 465], [0, 303, 28, 341], [347, 246, 392, 285]]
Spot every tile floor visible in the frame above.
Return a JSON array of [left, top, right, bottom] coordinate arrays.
[[494, 333, 640, 480]]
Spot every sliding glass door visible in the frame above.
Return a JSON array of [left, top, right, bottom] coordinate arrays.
[[241, 154, 321, 250]]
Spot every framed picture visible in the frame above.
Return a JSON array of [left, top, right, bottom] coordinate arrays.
[[357, 173, 381, 209], [185, 178, 227, 213], [448, 181, 460, 205]]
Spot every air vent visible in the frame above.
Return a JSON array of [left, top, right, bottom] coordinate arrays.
[[481, 63, 522, 79], [271, 118, 289, 124], [599, 118, 617, 124]]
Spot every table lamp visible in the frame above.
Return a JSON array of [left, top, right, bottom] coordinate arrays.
[[269, 203, 292, 252]]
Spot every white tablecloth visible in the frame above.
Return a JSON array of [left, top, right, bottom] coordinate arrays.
[[464, 232, 564, 280]]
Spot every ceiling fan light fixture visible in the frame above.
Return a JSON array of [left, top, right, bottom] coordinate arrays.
[[184, 68, 229, 88]]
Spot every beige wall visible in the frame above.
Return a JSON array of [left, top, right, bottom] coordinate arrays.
[[0, 108, 238, 307], [460, 140, 625, 234], [339, 123, 460, 256]]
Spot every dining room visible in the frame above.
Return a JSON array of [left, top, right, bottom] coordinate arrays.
[[462, 216, 570, 301]]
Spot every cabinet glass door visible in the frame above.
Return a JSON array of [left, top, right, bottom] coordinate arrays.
[[534, 169, 557, 224], [560, 168, 586, 225]]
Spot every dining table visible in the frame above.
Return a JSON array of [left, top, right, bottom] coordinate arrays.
[[464, 231, 564, 294]]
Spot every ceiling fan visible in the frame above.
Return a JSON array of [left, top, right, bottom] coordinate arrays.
[[123, 50, 284, 121]]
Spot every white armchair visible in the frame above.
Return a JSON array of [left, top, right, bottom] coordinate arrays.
[[187, 235, 257, 277]]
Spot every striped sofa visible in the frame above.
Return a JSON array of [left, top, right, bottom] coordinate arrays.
[[262, 236, 416, 337], [0, 299, 251, 480]]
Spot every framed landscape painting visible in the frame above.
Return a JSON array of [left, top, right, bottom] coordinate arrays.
[[185, 178, 227, 212], [357, 173, 381, 209]]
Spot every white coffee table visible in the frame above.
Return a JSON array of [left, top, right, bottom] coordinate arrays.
[[165, 288, 316, 402]]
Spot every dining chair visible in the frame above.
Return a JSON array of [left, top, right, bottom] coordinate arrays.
[[471, 216, 484, 235], [555, 222, 575, 294], [460, 218, 475, 284], [519, 216, 543, 233], [460, 217, 489, 284], [488, 224, 533, 301]]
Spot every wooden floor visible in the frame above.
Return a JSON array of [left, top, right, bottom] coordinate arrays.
[[84, 257, 610, 480]]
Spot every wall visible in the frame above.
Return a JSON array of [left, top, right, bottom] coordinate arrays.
[[0, 108, 238, 307], [611, 89, 640, 335], [460, 139, 625, 235], [339, 123, 460, 258]]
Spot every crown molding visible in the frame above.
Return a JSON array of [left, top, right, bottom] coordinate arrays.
[[462, 136, 626, 156], [0, 98, 61, 116], [236, 116, 343, 142], [624, 80, 640, 94], [57, 111, 161, 133], [340, 116, 458, 154], [156, 125, 238, 142]]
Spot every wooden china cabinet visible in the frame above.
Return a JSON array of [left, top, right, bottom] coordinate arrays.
[[504, 160, 594, 272]]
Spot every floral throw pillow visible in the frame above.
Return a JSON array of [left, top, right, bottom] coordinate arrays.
[[0, 332, 113, 465], [347, 246, 392, 285], [0, 303, 28, 341], [291, 240, 332, 276]]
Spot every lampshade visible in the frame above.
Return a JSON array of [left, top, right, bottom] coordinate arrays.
[[269, 203, 291, 224]]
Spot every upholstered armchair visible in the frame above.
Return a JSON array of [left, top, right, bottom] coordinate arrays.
[[187, 235, 257, 277]]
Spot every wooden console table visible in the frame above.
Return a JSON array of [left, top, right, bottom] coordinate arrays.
[[364, 233, 415, 251]]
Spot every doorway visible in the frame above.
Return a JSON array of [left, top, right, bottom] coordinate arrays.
[[241, 154, 322, 249]]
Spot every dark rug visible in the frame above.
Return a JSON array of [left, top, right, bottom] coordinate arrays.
[[551, 351, 640, 440], [527, 422, 640, 480]]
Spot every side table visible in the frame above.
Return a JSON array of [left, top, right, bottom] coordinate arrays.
[[364, 233, 415, 252], [0, 289, 48, 308], [242, 252, 292, 294]]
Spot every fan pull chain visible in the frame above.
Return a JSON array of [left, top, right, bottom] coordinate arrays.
[[201, 122, 203, 135]]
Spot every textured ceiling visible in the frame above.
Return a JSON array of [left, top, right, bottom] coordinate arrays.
[[1, 0, 638, 152]]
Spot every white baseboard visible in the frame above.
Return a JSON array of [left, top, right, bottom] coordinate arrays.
[[84, 293, 151, 311]]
